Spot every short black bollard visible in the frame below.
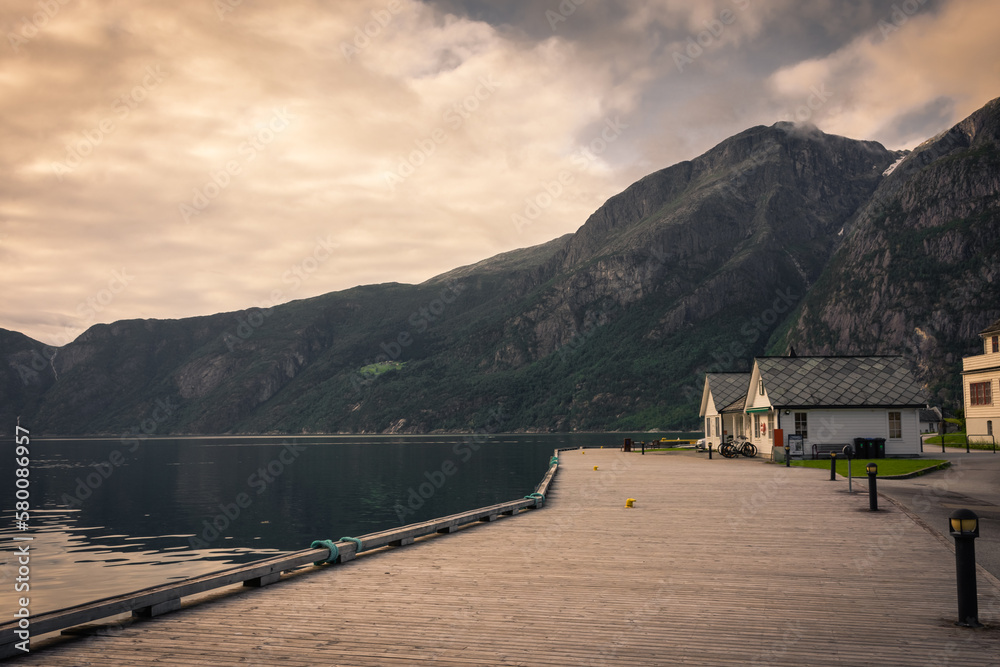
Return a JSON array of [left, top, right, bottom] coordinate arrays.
[[641, 440, 645, 455], [830, 452, 837, 481], [708, 443, 712, 460], [784, 444, 790, 467], [866, 462, 878, 511], [843, 445, 854, 493], [949, 509, 982, 627]]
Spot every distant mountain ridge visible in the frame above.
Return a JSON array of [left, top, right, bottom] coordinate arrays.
[[4, 96, 999, 435]]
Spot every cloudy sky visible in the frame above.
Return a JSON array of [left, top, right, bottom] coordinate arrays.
[[2, 0, 998, 345]]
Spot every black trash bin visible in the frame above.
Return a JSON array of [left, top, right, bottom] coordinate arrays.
[[853, 437, 870, 458], [872, 437, 886, 458]]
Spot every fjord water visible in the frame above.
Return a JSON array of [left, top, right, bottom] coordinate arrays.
[[1, 433, 686, 615]]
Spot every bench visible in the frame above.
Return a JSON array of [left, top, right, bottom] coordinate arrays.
[[812, 443, 850, 459]]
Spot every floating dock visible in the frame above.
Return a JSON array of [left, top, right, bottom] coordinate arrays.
[[5, 449, 1000, 665]]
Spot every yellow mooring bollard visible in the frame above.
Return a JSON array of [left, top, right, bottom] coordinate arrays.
[[625, 498, 636, 508], [593, 466, 599, 471]]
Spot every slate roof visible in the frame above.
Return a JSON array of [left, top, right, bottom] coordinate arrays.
[[756, 356, 926, 408], [980, 317, 1000, 337], [918, 408, 942, 423], [721, 395, 747, 414], [707, 373, 751, 412]]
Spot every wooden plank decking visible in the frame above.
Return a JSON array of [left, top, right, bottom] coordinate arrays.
[[12, 449, 1000, 666]]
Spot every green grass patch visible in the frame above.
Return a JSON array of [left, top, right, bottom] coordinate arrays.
[[358, 361, 406, 377], [791, 458, 949, 477]]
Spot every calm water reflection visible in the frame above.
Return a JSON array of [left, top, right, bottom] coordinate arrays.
[[0, 433, 687, 614]]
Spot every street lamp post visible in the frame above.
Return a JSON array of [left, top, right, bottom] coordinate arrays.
[[949, 509, 982, 628]]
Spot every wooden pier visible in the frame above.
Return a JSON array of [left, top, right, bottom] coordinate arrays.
[[7, 449, 1000, 665]]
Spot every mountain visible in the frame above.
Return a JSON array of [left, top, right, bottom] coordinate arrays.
[[4, 96, 999, 435], [771, 97, 1000, 406]]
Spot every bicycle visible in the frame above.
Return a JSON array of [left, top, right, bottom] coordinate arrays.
[[721, 435, 757, 458]]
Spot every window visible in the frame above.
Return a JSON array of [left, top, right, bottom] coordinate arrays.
[[794, 412, 807, 438], [988, 420, 993, 436], [993, 336, 999, 353], [758, 379, 764, 395], [706, 418, 711, 438], [970, 381, 992, 406], [716, 417, 721, 438], [753, 414, 760, 439], [767, 412, 774, 440], [888, 411, 902, 439]]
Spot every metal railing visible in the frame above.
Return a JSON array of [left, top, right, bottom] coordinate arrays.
[[965, 433, 997, 453]]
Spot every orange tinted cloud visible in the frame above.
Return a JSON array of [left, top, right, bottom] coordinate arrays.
[[1, 0, 997, 344]]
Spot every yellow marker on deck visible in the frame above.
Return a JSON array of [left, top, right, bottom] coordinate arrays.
[[625, 498, 635, 508], [593, 466, 598, 471]]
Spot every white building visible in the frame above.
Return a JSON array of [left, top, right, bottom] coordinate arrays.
[[698, 373, 751, 449], [962, 317, 1000, 444], [918, 407, 942, 434], [742, 356, 926, 460]]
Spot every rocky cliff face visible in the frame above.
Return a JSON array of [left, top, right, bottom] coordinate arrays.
[[774, 98, 1000, 405], [491, 122, 897, 366], [3, 97, 999, 434]]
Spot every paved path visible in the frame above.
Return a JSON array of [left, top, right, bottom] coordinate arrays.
[[877, 448, 1000, 580], [13, 449, 1000, 666]]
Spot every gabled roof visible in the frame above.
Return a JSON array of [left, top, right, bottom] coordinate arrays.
[[706, 373, 751, 411], [980, 317, 1000, 337], [919, 407, 942, 422], [720, 395, 746, 414], [755, 356, 926, 409]]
